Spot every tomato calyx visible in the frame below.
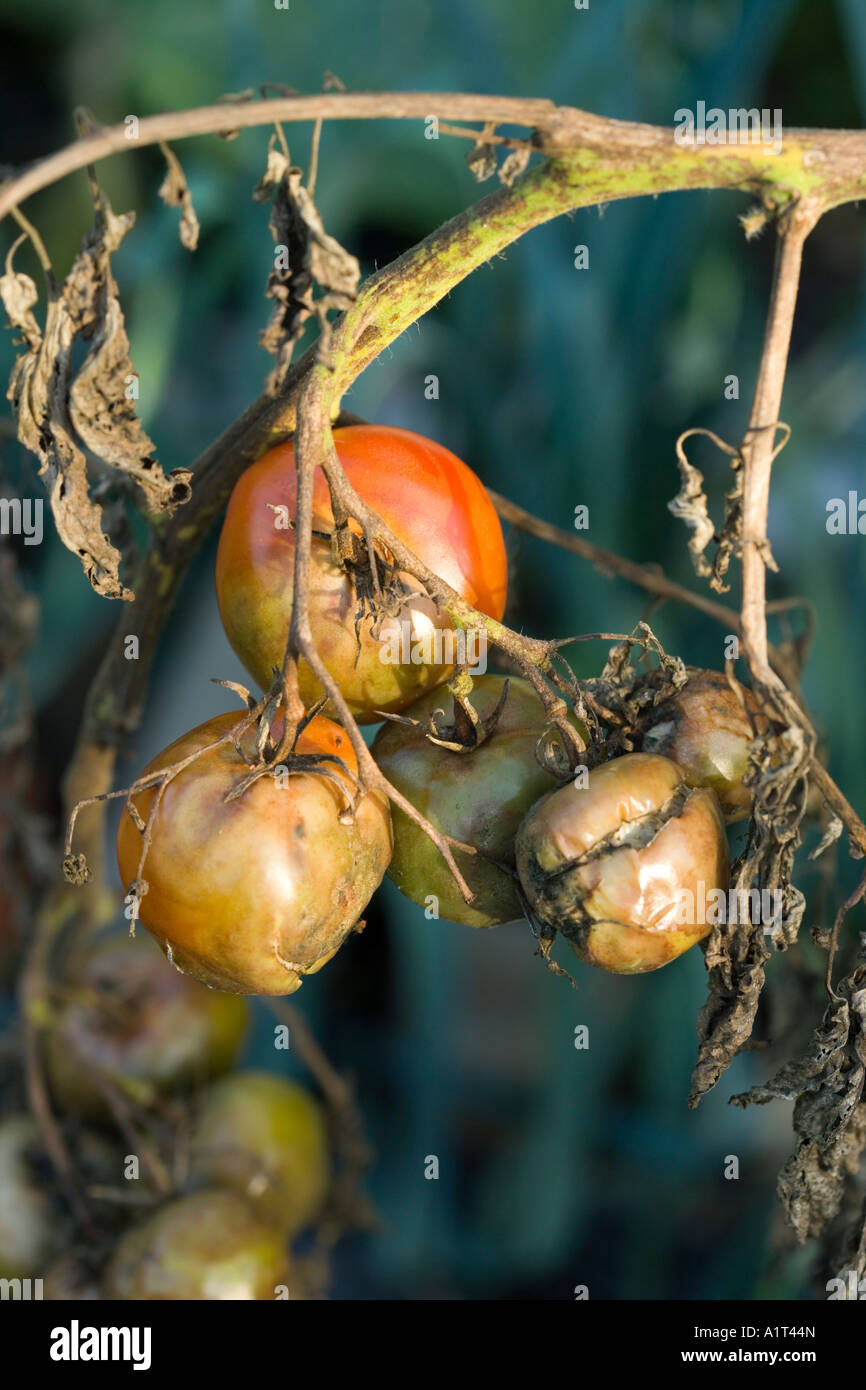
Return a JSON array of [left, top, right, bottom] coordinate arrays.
[[377, 676, 510, 754]]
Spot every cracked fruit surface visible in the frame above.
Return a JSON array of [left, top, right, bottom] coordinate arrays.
[[45, 935, 247, 1122], [116, 711, 393, 995], [372, 675, 586, 926], [640, 668, 765, 822], [515, 752, 729, 974], [215, 425, 508, 721], [104, 1191, 292, 1300], [189, 1071, 329, 1234]]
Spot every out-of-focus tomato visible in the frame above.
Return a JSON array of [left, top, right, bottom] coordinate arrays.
[[0, 1116, 56, 1278], [116, 711, 392, 995], [103, 1191, 292, 1300], [189, 1071, 329, 1235], [45, 935, 247, 1122], [215, 425, 508, 721]]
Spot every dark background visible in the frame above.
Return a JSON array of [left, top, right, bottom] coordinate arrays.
[[1, 0, 865, 1299]]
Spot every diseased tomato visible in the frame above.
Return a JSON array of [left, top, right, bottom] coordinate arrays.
[[189, 1071, 329, 1235], [215, 425, 508, 721], [371, 676, 586, 927], [516, 753, 730, 974], [103, 1191, 292, 1300], [640, 668, 765, 822], [45, 935, 247, 1122], [116, 710, 393, 995]]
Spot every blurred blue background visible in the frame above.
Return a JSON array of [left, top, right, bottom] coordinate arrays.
[[2, 0, 865, 1298]]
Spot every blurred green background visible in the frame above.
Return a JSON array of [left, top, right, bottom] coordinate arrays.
[[2, 0, 865, 1299]]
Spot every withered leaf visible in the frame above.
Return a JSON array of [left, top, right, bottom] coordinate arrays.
[[259, 156, 360, 394], [731, 966, 866, 1241], [690, 719, 812, 1105], [1, 196, 191, 600], [158, 141, 200, 251]]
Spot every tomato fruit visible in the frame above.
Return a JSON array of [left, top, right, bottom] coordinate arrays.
[[104, 1191, 292, 1300], [116, 710, 392, 995], [45, 935, 247, 1122], [215, 425, 508, 721], [516, 752, 729, 973], [189, 1071, 329, 1234], [0, 1117, 56, 1278], [371, 675, 585, 926], [640, 668, 764, 822]]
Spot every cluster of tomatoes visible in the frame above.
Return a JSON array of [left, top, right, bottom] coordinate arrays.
[[1, 425, 761, 1300], [117, 424, 758, 993], [1, 933, 329, 1297]]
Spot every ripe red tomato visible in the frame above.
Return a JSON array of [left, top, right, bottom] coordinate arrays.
[[371, 675, 586, 927], [45, 935, 247, 1122], [516, 753, 730, 973], [215, 425, 508, 721], [116, 710, 393, 995]]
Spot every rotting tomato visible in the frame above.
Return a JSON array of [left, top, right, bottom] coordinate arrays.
[[515, 752, 729, 974], [44, 934, 247, 1122], [103, 1190, 293, 1300], [116, 709, 393, 995], [639, 668, 765, 822], [189, 1071, 329, 1235], [215, 425, 508, 721], [371, 675, 586, 927]]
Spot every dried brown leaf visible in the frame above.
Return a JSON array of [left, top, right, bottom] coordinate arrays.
[[1, 196, 191, 599], [732, 965, 866, 1240], [259, 159, 360, 393], [157, 142, 200, 251]]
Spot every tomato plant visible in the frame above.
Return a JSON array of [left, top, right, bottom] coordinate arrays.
[[215, 425, 508, 721], [116, 710, 393, 995]]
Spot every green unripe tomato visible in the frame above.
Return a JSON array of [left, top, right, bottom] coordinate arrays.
[[371, 675, 586, 927], [189, 1071, 329, 1236], [104, 1190, 292, 1300]]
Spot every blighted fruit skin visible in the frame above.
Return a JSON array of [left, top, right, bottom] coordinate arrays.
[[104, 1191, 291, 1300], [372, 676, 586, 927], [0, 1117, 55, 1278], [190, 1071, 329, 1234], [640, 669, 764, 822], [45, 935, 247, 1122], [215, 425, 508, 721], [116, 711, 393, 995], [515, 752, 729, 974]]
